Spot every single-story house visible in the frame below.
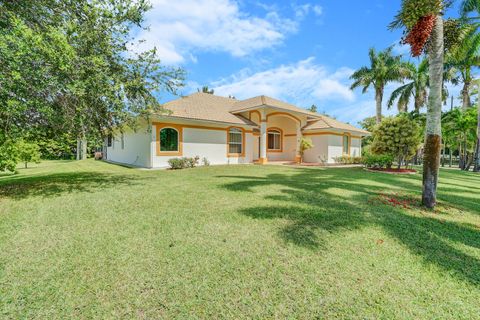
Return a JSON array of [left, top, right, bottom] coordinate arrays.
[[104, 92, 369, 168]]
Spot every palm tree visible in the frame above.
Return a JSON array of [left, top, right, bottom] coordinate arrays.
[[350, 47, 410, 124], [391, 0, 446, 208], [445, 28, 480, 110], [387, 59, 429, 113]]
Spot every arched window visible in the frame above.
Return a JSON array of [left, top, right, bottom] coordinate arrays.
[[267, 129, 282, 151], [160, 128, 179, 152], [228, 128, 243, 154]]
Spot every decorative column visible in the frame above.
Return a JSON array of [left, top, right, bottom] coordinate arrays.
[[259, 109, 268, 164], [295, 122, 302, 163]]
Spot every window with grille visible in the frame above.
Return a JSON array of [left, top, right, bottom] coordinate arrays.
[[228, 128, 243, 154], [268, 130, 281, 150]]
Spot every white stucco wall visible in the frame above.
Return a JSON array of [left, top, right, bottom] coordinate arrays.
[[151, 123, 254, 168], [351, 138, 361, 157], [105, 126, 151, 167], [327, 135, 344, 163], [303, 135, 329, 163]]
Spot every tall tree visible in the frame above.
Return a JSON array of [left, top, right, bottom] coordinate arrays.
[[445, 25, 480, 110], [391, 0, 447, 208], [350, 47, 410, 124], [474, 80, 480, 171], [0, 0, 184, 161], [308, 104, 318, 113], [198, 86, 214, 94], [387, 59, 429, 112]]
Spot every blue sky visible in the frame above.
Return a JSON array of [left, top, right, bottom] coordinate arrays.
[[136, 0, 464, 125]]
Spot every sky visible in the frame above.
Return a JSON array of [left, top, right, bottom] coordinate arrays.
[[134, 0, 464, 126]]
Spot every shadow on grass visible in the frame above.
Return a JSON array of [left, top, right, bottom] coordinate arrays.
[[218, 167, 480, 286], [0, 172, 141, 199]]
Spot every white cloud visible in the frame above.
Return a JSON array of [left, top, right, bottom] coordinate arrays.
[[312, 5, 323, 16], [134, 0, 297, 64], [211, 57, 355, 108], [292, 3, 323, 19]]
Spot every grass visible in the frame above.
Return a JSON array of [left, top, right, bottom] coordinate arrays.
[[0, 160, 479, 319]]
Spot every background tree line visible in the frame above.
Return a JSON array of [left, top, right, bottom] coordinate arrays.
[[0, 0, 184, 171], [353, 0, 480, 207]]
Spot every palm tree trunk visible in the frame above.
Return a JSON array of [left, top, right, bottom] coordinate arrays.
[[375, 88, 383, 124], [422, 15, 443, 209], [462, 81, 471, 111], [474, 83, 480, 172]]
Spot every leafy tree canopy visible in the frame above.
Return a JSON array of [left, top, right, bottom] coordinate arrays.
[[371, 115, 423, 168]]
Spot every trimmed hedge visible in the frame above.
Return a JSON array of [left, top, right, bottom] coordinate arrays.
[[362, 154, 394, 169], [333, 155, 363, 164]]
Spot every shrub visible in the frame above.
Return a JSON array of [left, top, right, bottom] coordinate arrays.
[[0, 140, 19, 173], [370, 115, 422, 169], [185, 156, 200, 168], [16, 140, 41, 168], [363, 154, 394, 169], [168, 156, 200, 170], [299, 138, 314, 163], [333, 155, 362, 164], [202, 157, 210, 166], [168, 158, 186, 170]]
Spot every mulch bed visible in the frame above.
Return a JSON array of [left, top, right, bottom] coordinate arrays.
[[365, 168, 417, 174]]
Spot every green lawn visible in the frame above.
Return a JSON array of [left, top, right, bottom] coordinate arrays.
[[1, 160, 479, 319]]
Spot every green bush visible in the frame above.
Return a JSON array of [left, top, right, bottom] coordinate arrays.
[[363, 154, 394, 169], [16, 140, 41, 168], [333, 155, 363, 164], [168, 156, 200, 170], [370, 115, 422, 169]]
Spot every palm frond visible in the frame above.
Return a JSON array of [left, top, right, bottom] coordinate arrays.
[[387, 83, 412, 109]]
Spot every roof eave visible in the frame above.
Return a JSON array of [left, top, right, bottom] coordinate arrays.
[[153, 114, 258, 128]]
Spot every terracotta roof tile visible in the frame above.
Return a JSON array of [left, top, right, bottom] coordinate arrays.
[[230, 95, 320, 118], [303, 115, 369, 135], [160, 92, 256, 126]]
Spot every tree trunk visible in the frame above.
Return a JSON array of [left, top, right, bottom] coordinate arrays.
[[462, 76, 471, 111], [76, 138, 81, 160], [465, 152, 473, 171], [81, 136, 87, 160], [422, 15, 443, 209], [449, 147, 452, 168], [25, 162, 27, 169], [441, 147, 445, 167], [375, 88, 383, 124], [474, 85, 480, 172]]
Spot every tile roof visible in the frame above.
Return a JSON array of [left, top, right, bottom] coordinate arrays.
[[160, 92, 256, 126], [230, 95, 320, 118], [303, 115, 369, 135], [159, 93, 368, 134]]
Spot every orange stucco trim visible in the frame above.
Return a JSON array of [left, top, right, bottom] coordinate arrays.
[[258, 157, 268, 164], [226, 126, 245, 157], [249, 110, 263, 124], [153, 122, 236, 132], [267, 127, 283, 153], [303, 131, 362, 139], [155, 123, 183, 156], [266, 112, 301, 123]]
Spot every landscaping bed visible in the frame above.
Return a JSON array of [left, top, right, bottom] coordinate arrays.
[[366, 167, 417, 174]]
